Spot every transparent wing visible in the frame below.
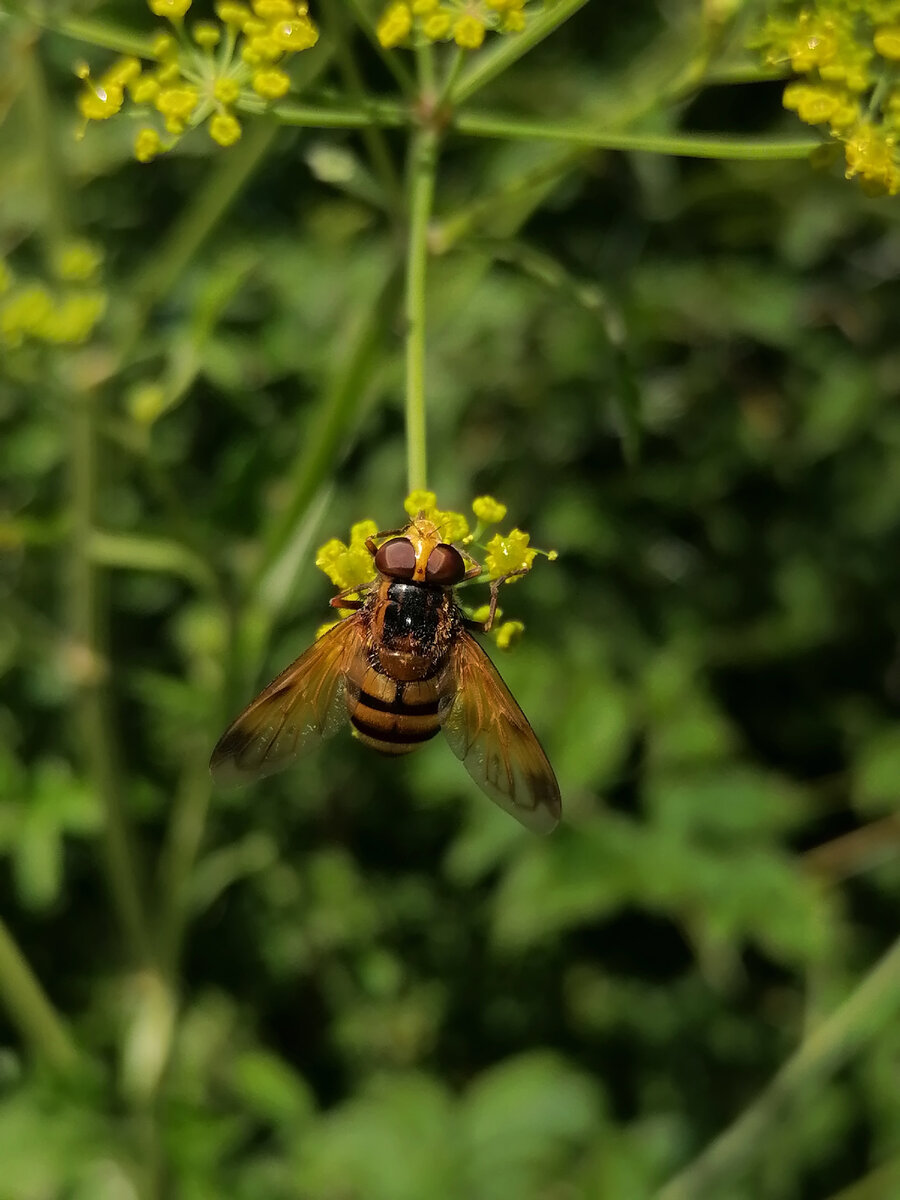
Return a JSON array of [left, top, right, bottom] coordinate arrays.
[[209, 614, 365, 784], [441, 632, 561, 833]]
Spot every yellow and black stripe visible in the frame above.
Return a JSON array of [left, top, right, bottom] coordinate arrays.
[[346, 660, 444, 756]]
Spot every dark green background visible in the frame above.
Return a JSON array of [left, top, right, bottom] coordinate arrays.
[[1, 1, 899, 1197]]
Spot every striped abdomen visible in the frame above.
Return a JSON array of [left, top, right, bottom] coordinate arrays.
[[345, 659, 445, 756]]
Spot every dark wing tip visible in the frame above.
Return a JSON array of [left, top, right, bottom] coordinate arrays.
[[528, 771, 562, 834]]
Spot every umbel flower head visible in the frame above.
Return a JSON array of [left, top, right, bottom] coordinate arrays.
[[315, 492, 556, 647], [0, 242, 106, 349], [75, 0, 319, 162], [377, 0, 532, 51], [753, 1, 900, 194]]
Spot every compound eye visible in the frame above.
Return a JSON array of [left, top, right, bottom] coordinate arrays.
[[425, 543, 466, 586], [374, 537, 416, 579]]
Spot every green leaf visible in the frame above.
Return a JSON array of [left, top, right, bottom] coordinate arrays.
[[853, 728, 900, 816], [461, 1052, 603, 1199]]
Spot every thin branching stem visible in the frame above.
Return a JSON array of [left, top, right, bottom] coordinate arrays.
[[0, 917, 80, 1071], [656, 937, 900, 1200], [321, 0, 403, 207]]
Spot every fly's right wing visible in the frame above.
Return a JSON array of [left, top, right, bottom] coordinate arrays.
[[440, 631, 561, 833]]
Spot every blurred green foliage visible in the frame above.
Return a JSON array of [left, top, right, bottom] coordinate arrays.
[[1, 1, 900, 1198]]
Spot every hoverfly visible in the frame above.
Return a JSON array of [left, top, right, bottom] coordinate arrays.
[[210, 515, 560, 832]]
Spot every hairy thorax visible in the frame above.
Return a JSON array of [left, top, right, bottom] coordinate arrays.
[[365, 579, 460, 682]]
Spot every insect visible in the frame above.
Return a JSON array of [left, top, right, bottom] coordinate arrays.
[[210, 516, 560, 832]]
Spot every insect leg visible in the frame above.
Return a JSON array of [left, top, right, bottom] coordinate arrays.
[[471, 569, 528, 632], [365, 528, 406, 557], [329, 582, 367, 610]]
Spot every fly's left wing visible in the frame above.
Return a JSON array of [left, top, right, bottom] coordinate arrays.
[[440, 631, 561, 833], [210, 614, 365, 785]]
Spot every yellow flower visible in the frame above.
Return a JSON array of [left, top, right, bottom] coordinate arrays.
[[495, 620, 525, 649], [38, 293, 107, 344], [843, 121, 900, 194], [209, 112, 242, 146], [423, 11, 451, 39], [155, 84, 199, 124], [105, 57, 142, 86], [52, 240, 103, 283], [472, 495, 507, 524], [254, 0, 296, 17], [129, 381, 167, 425], [315, 521, 379, 591], [874, 25, 900, 61], [433, 509, 470, 542], [132, 76, 161, 104], [135, 127, 163, 162], [216, 1, 253, 24], [484, 529, 537, 580], [252, 67, 291, 99], [271, 15, 319, 50], [469, 603, 496, 624], [193, 21, 222, 47], [316, 620, 340, 639], [214, 77, 241, 104], [453, 14, 485, 48], [404, 489, 437, 517], [77, 79, 124, 122], [149, 0, 193, 18], [151, 32, 178, 59], [377, 2, 412, 48]]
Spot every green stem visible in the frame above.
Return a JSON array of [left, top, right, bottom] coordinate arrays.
[[0, 917, 80, 1071], [157, 753, 213, 977], [20, 34, 66, 254], [70, 393, 154, 966], [416, 38, 437, 100], [344, 0, 417, 95], [656, 937, 900, 1200], [258, 261, 403, 582], [261, 98, 407, 128], [128, 118, 278, 331], [432, 148, 584, 253], [453, 111, 821, 159], [437, 46, 466, 110], [16, 6, 156, 57], [450, 0, 591, 105], [321, 0, 403, 207], [404, 126, 439, 493]]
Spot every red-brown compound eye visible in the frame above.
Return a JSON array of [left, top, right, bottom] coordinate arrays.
[[374, 537, 416, 579], [425, 543, 466, 586]]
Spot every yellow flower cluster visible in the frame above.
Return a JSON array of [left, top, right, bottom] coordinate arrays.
[[76, 0, 318, 162], [0, 244, 106, 349], [314, 493, 555, 649], [754, 2, 900, 194], [377, 0, 529, 51]]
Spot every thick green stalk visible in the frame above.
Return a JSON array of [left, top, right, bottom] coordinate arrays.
[[0, 917, 80, 1071], [404, 125, 439, 493], [453, 111, 820, 159], [656, 937, 900, 1200]]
